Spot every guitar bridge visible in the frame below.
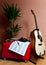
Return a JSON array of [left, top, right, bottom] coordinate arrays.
[[38, 44, 42, 46]]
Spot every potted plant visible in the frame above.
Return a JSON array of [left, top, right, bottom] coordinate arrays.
[[3, 3, 21, 39]]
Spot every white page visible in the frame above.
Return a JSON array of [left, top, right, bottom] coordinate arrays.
[[8, 41, 30, 56]]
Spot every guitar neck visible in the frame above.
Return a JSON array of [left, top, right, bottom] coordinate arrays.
[[34, 15, 38, 29], [31, 10, 38, 29]]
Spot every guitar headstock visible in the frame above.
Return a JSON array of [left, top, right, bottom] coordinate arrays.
[[31, 9, 34, 14], [31, 9, 35, 16]]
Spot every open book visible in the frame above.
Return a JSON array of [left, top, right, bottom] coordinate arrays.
[[8, 41, 30, 56]]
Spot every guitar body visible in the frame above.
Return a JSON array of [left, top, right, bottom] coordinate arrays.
[[30, 29, 45, 57]]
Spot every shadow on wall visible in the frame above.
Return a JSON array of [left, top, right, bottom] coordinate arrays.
[[0, 0, 13, 43], [0, 14, 9, 43]]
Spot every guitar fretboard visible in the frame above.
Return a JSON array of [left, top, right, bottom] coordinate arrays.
[[31, 9, 38, 29]]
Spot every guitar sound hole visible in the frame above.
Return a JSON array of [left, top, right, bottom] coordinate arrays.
[[38, 35, 40, 39], [38, 35, 43, 42], [40, 38, 42, 42]]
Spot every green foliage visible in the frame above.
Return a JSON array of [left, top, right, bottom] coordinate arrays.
[[7, 24, 21, 38], [3, 3, 21, 20], [3, 2, 21, 38], [13, 24, 21, 32]]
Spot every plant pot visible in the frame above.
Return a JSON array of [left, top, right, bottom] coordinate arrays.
[[5, 37, 19, 42]]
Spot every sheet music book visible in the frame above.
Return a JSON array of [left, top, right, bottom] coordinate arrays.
[[8, 41, 30, 56]]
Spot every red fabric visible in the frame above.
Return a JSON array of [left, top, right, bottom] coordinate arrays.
[[2, 41, 31, 60]]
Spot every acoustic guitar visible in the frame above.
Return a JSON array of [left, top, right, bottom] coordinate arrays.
[[30, 9, 45, 57]]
